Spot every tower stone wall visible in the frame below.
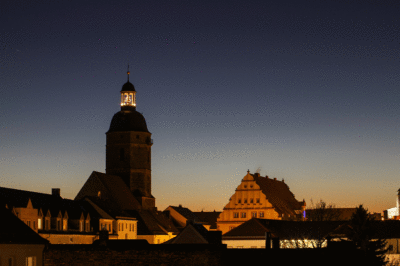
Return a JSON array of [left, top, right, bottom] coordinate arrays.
[[106, 131, 152, 198]]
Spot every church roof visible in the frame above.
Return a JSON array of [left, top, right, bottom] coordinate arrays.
[[0, 206, 49, 244], [252, 173, 304, 216], [107, 110, 149, 133], [75, 171, 142, 211]]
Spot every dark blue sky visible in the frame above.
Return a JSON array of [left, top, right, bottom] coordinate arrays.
[[1, 0, 400, 213]]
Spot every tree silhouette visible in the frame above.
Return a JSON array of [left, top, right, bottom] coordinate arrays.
[[346, 204, 388, 266]]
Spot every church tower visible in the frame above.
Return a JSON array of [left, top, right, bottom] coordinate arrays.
[[106, 69, 155, 209]]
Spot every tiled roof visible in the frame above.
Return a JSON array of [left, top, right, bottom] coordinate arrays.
[[80, 171, 142, 210], [331, 220, 400, 239], [126, 210, 179, 236], [164, 223, 208, 244], [0, 186, 88, 220], [253, 174, 303, 216], [306, 208, 357, 221], [169, 206, 202, 223], [223, 218, 345, 240], [0, 206, 49, 244], [193, 211, 221, 230]]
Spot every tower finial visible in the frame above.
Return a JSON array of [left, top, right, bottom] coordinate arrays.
[[127, 64, 130, 81]]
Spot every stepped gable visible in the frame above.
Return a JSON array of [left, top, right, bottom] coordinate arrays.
[[253, 174, 303, 216], [0, 206, 49, 244], [193, 211, 221, 230], [75, 171, 142, 211]]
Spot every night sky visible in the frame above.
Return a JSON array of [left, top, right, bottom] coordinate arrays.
[[1, 0, 400, 214]]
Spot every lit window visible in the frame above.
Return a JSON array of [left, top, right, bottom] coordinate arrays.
[[26, 256, 36, 266], [241, 212, 246, 218], [38, 218, 42, 229]]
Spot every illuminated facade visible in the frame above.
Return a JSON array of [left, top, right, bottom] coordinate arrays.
[[217, 171, 306, 234]]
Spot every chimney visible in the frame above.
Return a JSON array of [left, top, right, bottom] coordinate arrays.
[[52, 188, 61, 197], [99, 229, 109, 244], [254, 173, 260, 178], [282, 178, 284, 183], [273, 178, 277, 181], [265, 175, 269, 179]]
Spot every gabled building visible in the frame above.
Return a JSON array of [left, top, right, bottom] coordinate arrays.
[[217, 171, 306, 234], [0, 206, 49, 266], [0, 186, 101, 244]]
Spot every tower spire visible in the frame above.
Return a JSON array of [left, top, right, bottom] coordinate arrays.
[[127, 64, 130, 82]]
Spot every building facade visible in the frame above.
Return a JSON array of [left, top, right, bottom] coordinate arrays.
[[217, 171, 306, 234]]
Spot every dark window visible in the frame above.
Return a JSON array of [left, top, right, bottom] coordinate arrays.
[[256, 198, 260, 203], [120, 148, 125, 161], [241, 213, 246, 218], [244, 199, 247, 203], [234, 212, 239, 218], [238, 199, 241, 203], [252, 212, 257, 218], [250, 198, 253, 203], [259, 212, 264, 218]]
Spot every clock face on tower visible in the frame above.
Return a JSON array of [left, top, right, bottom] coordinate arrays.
[[124, 95, 132, 104]]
